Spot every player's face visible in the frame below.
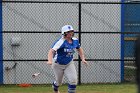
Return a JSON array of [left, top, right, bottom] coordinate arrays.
[[65, 30, 74, 38]]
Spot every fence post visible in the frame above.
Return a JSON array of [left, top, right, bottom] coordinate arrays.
[[78, 2, 81, 85]]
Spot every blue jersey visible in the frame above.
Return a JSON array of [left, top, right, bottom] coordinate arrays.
[[51, 37, 80, 65]]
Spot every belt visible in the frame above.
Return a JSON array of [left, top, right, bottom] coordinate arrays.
[[55, 61, 67, 65]]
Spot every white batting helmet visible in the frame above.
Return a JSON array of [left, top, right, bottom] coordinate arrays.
[[61, 25, 74, 35]]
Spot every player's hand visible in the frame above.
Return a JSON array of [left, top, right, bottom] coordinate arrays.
[[82, 60, 88, 66], [47, 61, 53, 65]]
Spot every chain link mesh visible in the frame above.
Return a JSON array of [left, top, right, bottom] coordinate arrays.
[[2, 1, 139, 88]]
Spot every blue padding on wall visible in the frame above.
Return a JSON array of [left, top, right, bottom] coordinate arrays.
[[0, 1, 3, 84], [121, 0, 125, 82]]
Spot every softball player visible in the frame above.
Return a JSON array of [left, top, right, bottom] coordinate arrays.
[[47, 25, 88, 93]]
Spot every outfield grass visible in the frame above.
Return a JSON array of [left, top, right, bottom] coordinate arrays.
[[0, 83, 137, 93]]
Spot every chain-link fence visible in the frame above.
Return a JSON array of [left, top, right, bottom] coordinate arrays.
[[1, 1, 140, 87]]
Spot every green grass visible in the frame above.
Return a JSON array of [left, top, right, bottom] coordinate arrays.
[[0, 83, 137, 93]]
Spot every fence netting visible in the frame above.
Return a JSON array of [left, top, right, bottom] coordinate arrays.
[[2, 1, 139, 87]]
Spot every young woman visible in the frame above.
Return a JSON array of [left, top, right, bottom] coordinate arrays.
[[47, 25, 88, 93]]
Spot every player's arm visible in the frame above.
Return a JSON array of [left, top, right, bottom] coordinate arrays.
[[76, 47, 88, 64], [47, 49, 55, 65], [47, 38, 64, 65]]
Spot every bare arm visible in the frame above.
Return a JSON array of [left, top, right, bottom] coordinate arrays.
[[47, 49, 55, 65], [77, 48, 87, 64]]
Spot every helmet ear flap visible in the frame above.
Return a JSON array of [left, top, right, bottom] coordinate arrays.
[[64, 32, 67, 36]]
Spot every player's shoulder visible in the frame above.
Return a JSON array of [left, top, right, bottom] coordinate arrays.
[[72, 37, 79, 40]]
